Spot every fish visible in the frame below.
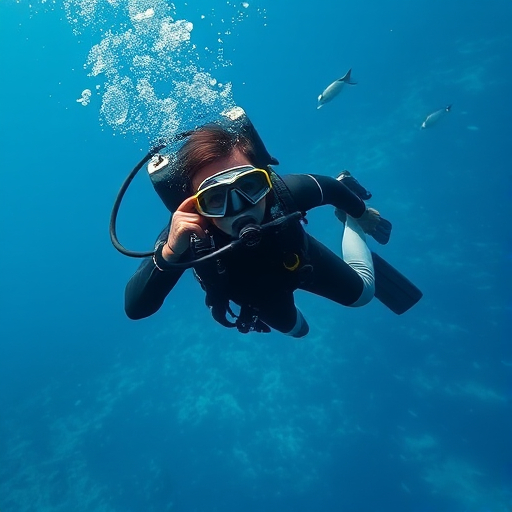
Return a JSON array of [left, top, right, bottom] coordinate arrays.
[[421, 104, 452, 129], [317, 69, 357, 109]]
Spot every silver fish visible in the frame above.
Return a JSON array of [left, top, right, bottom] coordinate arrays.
[[421, 104, 452, 129], [317, 69, 357, 109]]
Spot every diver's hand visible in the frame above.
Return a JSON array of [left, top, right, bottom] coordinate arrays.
[[162, 196, 208, 261], [357, 207, 381, 235]]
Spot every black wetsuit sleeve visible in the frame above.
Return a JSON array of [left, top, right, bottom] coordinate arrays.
[[124, 226, 185, 320], [282, 174, 366, 218]]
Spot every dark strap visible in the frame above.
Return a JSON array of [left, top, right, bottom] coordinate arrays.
[[210, 302, 237, 329], [236, 306, 271, 333], [207, 292, 271, 333], [268, 167, 304, 219]]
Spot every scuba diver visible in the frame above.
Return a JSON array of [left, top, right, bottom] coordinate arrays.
[[112, 107, 422, 338]]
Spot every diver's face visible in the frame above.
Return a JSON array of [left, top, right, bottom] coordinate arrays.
[[192, 149, 267, 237]]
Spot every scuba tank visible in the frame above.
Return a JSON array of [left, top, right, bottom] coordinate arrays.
[[147, 106, 279, 214]]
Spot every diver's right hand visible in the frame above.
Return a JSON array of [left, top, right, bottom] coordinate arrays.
[[162, 196, 208, 261]]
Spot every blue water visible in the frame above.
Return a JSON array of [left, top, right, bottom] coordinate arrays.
[[1, 1, 511, 511]]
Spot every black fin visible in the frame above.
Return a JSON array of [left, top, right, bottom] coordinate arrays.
[[372, 217, 392, 245], [372, 252, 423, 314], [336, 170, 372, 200]]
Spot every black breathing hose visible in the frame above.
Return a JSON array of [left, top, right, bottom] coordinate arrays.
[[159, 212, 304, 270], [109, 144, 166, 258]]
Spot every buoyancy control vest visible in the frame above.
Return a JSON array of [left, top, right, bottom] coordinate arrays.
[[191, 168, 314, 333]]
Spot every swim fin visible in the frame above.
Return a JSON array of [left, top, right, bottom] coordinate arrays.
[[371, 251, 422, 314], [372, 217, 392, 245], [336, 170, 372, 200]]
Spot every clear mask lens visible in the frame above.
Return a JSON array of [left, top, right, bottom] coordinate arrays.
[[196, 167, 271, 217]]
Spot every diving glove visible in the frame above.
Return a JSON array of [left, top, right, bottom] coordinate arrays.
[[336, 171, 392, 245]]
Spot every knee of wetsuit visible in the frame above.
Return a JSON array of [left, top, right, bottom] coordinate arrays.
[[349, 280, 375, 307], [285, 308, 309, 338]]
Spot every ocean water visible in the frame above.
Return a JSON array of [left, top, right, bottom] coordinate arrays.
[[0, 0, 511, 511]]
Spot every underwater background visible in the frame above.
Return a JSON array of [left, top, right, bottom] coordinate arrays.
[[1, 0, 511, 511]]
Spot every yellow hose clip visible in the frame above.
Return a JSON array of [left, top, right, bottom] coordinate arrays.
[[283, 253, 300, 271]]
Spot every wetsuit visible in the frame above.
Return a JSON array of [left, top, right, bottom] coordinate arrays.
[[125, 174, 374, 336]]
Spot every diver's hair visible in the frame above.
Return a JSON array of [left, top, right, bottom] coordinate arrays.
[[176, 124, 255, 186]]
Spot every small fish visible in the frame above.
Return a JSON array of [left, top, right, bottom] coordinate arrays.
[[401, 482, 411, 494], [317, 69, 357, 109], [421, 104, 452, 129]]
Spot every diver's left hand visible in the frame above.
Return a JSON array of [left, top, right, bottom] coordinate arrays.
[[357, 207, 381, 235]]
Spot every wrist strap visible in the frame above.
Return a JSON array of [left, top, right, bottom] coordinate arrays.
[[153, 241, 177, 271]]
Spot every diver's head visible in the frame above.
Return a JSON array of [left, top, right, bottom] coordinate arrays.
[[177, 126, 271, 237]]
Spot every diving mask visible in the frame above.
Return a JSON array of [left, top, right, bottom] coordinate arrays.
[[193, 165, 272, 218]]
